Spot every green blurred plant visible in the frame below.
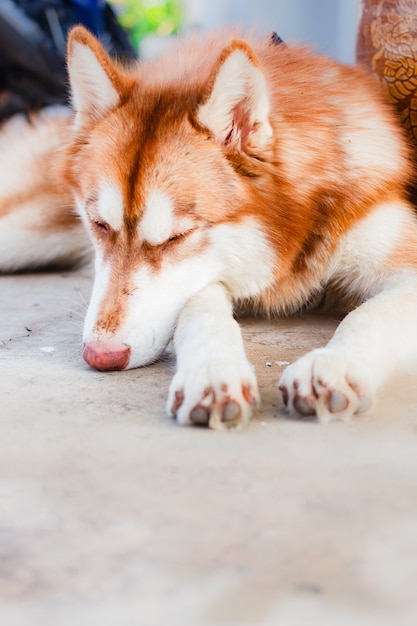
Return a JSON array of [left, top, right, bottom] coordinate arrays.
[[111, 0, 183, 49]]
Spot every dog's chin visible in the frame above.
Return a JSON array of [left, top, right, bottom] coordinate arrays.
[[126, 338, 174, 370]]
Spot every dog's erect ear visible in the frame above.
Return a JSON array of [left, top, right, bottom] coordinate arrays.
[[67, 26, 124, 127], [197, 40, 273, 151]]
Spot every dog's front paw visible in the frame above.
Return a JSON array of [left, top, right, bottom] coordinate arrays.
[[167, 357, 260, 429], [278, 349, 373, 423]]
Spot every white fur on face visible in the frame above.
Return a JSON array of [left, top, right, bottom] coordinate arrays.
[[139, 189, 194, 245], [83, 254, 111, 344], [96, 183, 124, 231], [74, 195, 91, 236], [84, 216, 275, 367]]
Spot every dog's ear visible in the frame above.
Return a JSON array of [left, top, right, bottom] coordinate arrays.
[[197, 40, 273, 151], [67, 26, 126, 127]]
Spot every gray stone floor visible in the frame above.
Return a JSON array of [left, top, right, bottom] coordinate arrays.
[[1, 269, 417, 625]]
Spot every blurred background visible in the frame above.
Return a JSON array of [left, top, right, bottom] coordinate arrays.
[[112, 0, 362, 64], [0, 0, 363, 123]]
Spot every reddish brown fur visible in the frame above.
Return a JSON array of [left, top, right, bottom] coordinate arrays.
[[62, 27, 415, 328]]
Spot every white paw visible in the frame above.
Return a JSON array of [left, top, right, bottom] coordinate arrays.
[[167, 355, 260, 429], [278, 349, 373, 423]]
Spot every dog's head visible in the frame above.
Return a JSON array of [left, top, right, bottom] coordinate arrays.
[[65, 26, 276, 369]]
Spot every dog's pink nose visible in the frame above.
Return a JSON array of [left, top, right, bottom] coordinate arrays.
[[82, 342, 131, 371]]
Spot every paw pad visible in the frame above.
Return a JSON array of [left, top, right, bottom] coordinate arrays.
[[278, 350, 372, 423], [190, 406, 210, 425], [328, 391, 348, 414], [222, 401, 241, 423]]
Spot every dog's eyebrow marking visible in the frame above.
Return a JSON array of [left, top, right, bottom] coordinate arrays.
[[140, 189, 177, 245], [96, 182, 124, 230]]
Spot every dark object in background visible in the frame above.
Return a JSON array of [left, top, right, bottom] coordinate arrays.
[[271, 31, 285, 47], [0, 0, 136, 123]]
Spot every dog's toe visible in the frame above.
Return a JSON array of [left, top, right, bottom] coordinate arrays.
[[190, 406, 210, 425], [279, 349, 373, 423], [168, 362, 259, 429]]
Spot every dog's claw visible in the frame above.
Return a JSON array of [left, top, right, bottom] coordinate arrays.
[[171, 389, 185, 414]]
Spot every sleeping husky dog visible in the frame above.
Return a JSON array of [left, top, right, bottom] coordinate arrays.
[[2, 25, 417, 428]]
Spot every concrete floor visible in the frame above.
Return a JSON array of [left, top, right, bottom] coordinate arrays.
[[1, 268, 417, 626]]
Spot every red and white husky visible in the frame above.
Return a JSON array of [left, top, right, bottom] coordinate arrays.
[[3, 25, 417, 428]]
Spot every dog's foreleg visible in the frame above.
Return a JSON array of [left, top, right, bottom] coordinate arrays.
[[279, 272, 417, 423], [167, 283, 260, 429]]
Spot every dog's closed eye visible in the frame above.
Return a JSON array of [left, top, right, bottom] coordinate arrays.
[[165, 229, 195, 246], [92, 220, 110, 235]]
